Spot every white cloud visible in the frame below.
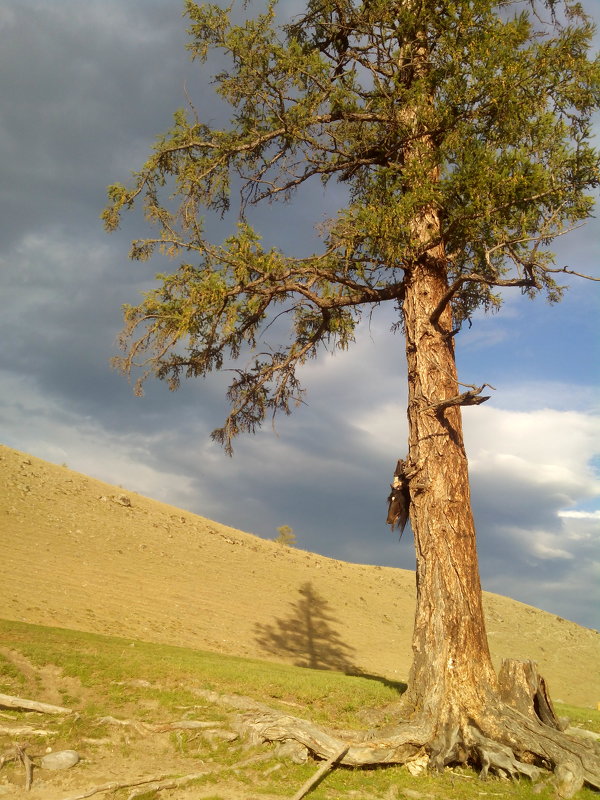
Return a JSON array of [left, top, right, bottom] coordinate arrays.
[[558, 510, 600, 520], [354, 400, 600, 506], [0, 371, 202, 512], [465, 404, 600, 498], [507, 527, 575, 561]]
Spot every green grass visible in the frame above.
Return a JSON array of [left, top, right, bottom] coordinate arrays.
[[0, 651, 29, 693], [0, 619, 403, 727], [555, 703, 600, 735], [0, 618, 598, 800]]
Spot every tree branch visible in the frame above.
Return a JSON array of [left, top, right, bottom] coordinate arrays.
[[545, 266, 600, 282], [425, 383, 495, 414], [290, 746, 350, 800], [429, 273, 537, 327]]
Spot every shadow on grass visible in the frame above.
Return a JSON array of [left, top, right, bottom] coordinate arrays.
[[255, 581, 358, 673], [348, 671, 408, 694], [255, 583, 408, 696]]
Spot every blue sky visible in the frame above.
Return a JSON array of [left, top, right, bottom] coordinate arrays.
[[0, 0, 598, 630]]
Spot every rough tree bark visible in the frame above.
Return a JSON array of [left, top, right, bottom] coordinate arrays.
[[393, 70, 501, 741], [400, 228, 500, 733]]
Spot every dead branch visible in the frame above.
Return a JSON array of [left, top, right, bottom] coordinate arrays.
[[290, 745, 349, 800], [424, 384, 494, 414], [0, 693, 72, 715], [0, 724, 54, 736], [545, 265, 600, 282], [15, 744, 33, 791]]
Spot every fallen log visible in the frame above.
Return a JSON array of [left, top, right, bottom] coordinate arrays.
[[0, 693, 72, 715]]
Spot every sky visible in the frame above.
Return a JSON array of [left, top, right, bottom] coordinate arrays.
[[1, 0, 599, 630]]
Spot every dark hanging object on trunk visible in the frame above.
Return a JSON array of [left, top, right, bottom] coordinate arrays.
[[387, 459, 411, 536]]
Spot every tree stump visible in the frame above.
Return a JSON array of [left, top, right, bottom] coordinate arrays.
[[498, 659, 567, 731]]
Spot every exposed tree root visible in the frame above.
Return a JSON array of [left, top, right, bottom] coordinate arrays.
[[9, 669, 592, 800], [96, 714, 235, 738], [108, 668, 599, 796], [236, 662, 600, 799], [0, 724, 53, 736], [241, 708, 599, 796]]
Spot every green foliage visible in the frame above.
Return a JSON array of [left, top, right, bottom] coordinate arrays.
[[104, 0, 599, 451]]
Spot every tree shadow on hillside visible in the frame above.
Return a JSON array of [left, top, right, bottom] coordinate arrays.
[[255, 582, 358, 673]]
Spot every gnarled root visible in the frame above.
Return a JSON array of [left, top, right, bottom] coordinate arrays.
[[240, 709, 431, 766], [237, 661, 600, 798]]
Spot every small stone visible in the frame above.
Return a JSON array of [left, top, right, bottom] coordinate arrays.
[[40, 750, 80, 770]]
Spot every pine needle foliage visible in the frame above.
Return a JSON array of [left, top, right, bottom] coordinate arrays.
[[103, 0, 599, 453]]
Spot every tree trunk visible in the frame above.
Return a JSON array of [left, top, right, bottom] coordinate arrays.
[[400, 244, 498, 727]]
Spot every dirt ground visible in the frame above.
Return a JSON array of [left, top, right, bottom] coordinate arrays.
[[1, 442, 599, 708], [0, 645, 284, 800]]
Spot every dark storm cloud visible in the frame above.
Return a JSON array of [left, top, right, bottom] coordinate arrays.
[[0, 2, 190, 246], [0, 1, 263, 432]]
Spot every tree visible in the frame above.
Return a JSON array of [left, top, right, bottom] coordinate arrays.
[[104, 0, 600, 791], [274, 524, 297, 546]]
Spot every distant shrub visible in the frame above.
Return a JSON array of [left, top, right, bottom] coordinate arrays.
[[274, 525, 296, 547]]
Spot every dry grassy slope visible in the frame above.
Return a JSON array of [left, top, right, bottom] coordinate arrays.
[[1, 444, 598, 707]]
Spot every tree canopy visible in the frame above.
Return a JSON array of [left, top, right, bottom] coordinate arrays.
[[103, 0, 599, 453]]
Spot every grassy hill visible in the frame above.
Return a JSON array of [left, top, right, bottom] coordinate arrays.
[[2, 619, 597, 800], [1, 443, 598, 707]]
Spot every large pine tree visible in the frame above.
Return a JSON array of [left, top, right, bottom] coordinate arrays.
[[104, 0, 600, 791]]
